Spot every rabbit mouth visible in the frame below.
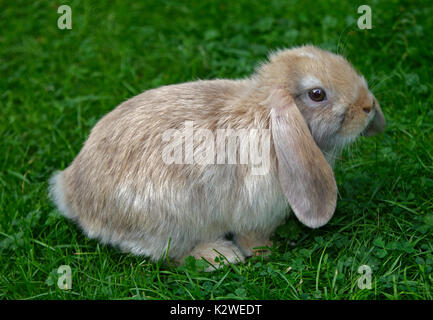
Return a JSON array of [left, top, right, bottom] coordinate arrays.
[[360, 119, 373, 137], [361, 110, 378, 137]]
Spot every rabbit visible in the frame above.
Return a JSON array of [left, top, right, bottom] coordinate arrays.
[[49, 45, 385, 269]]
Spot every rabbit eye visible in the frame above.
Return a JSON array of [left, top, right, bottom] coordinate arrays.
[[308, 88, 326, 102]]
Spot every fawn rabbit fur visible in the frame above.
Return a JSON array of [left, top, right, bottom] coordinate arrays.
[[50, 45, 385, 268]]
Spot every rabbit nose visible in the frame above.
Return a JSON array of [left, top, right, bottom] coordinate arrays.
[[363, 100, 386, 136]]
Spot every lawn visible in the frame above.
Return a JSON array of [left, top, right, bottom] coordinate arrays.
[[1, 0, 432, 300]]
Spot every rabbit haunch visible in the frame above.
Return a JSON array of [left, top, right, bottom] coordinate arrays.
[[49, 45, 385, 268]]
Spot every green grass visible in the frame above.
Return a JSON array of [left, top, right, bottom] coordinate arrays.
[[1, 0, 433, 300]]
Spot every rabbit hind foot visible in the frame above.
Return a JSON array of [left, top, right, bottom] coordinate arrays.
[[179, 239, 245, 271]]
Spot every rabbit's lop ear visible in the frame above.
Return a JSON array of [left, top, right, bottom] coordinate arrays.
[[267, 89, 337, 228]]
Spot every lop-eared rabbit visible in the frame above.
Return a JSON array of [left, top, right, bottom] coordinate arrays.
[[50, 46, 385, 270]]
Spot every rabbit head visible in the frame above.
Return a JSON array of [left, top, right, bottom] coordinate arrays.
[[257, 46, 385, 228]]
